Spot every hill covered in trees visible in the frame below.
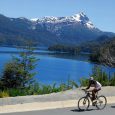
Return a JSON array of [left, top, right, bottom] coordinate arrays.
[[90, 37, 115, 67]]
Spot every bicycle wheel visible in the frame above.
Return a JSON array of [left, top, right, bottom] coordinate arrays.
[[96, 95, 107, 110], [78, 97, 90, 111]]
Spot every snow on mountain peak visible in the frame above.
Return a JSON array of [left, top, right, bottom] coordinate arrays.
[[31, 18, 39, 22], [71, 12, 95, 29], [30, 12, 95, 29], [72, 12, 89, 22]]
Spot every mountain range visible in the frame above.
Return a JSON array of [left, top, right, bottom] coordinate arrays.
[[0, 12, 115, 46]]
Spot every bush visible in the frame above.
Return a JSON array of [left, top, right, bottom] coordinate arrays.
[[110, 74, 115, 86], [0, 91, 9, 98], [79, 78, 89, 87]]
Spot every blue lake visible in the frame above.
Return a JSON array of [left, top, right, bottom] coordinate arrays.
[[0, 47, 115, 85]]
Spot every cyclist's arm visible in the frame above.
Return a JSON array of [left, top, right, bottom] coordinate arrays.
[[86, 81, 91, 89]]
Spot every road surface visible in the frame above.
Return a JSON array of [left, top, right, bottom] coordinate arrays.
[[2, 104, 115, 115]]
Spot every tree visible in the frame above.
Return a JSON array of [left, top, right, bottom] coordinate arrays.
[[0, 42, 38, 89]]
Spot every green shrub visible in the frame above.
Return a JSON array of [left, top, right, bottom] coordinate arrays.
[[110, 75, 115, 86], [79, 78, 89, 87], [0, 91, 9, 98]]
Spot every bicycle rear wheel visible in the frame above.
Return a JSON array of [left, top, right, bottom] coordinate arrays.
[[78, 97, 90, 111], [96, 95, 107, 110]]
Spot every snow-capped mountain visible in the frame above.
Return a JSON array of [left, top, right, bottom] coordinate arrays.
[[0, 12, 114, 46], [31, 12, 95, 29]]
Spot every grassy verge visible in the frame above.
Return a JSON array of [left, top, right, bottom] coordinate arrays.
[[0, 81, 78, 98]]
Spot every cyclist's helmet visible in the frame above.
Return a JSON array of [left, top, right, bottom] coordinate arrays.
[[89, 77, 96, 84], [89, 77, 94, 81]]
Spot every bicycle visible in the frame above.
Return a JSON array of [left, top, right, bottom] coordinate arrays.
[[78, 89, 107, 111]]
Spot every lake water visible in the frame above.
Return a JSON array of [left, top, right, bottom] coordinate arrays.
[[0, 47, 115, 85]]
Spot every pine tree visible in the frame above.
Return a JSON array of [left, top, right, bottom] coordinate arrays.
[[1, 42, 38, 89]]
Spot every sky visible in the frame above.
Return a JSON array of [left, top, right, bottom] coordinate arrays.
[[0, 0, 115, 32]]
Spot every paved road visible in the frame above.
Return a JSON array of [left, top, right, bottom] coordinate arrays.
[[2, 104, 115, 115]]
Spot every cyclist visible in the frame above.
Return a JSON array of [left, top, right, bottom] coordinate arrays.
[[86, 77, 102, 104]]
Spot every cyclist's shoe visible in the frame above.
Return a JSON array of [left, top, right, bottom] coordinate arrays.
[[92, 100, 97, 106]]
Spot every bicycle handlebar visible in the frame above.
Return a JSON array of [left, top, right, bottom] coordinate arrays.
[[81, 89, 91, 94]]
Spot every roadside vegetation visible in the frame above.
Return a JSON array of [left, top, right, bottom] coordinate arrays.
[[80, 65, 115, 86]]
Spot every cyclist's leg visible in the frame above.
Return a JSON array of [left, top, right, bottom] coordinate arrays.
[[92, 88, 101, 101], [92, 88, 98, 100], [92, 88, 99, 106]]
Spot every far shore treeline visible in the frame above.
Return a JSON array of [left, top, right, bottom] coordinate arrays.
[[48, 36, 115, 67]]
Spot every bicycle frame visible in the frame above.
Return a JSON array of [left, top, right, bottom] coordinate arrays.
[[84, 91, 93, 101], [84, 90, 98, 102]]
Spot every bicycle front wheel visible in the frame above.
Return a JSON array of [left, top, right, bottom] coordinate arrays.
[[96, 95, 107, 110], [78, 97, 90, 111]]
